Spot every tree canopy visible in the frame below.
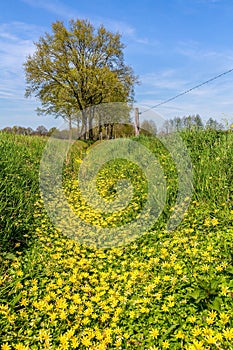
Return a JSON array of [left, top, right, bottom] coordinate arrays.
[[24, 19, 137, 139]]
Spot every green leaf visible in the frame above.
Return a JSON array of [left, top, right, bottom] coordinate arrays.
[[11, 292, 22, 307], [190, 289, 200, 299], [164, 323, 180, 336], [226, 266, 233, 274], [196, 290, 208, 303], [4, 253, 17, 260], [209, 297, 222, 312], [210, 279, 220, 292]]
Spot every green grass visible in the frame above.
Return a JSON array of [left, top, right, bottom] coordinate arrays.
[[0, 133, 46, 250], [0, 133, 47, 253], [0, 130, 233, 350], [181, 129, 233, 207]]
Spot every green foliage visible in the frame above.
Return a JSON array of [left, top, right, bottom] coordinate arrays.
[[140, 119, 157, 135], [0, 130, 233, 349], [24, 19, 137, 139], [180, 129, 233, 209], [0, 133, 46, 252]]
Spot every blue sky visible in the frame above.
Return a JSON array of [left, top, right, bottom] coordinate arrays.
[[1, 0, 233, 129]]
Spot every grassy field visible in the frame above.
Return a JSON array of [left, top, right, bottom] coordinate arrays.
[[0, 130, 233, 350]]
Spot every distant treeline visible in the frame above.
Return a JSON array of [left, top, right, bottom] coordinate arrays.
[[0, 125, 51, 136], [0, 115, 229, 139]]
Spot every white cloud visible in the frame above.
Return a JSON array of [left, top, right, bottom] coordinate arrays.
[[21, 0, 132, 33], [21, 0, 78, 19], [137, 66, 233, 124], [98, 17, 135, 37], [176, 40, 233, 69], [140, 69, 188, 91], [21, 0, 151, 45], [0, 22, 44, 102]]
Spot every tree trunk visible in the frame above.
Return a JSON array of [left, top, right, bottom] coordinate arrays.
[[98, 114, 102, 140], [109, 123, 114, 139], [88, 110, 94, 140], [81, 110, 87, 140]]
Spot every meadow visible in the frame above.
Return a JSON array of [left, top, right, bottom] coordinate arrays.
[[0, 129, 233, 350]]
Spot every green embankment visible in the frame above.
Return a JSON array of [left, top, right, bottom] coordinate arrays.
[[0, 130, 232, 350]]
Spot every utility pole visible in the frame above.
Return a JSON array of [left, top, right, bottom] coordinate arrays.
[[134, 107, 140, 136]]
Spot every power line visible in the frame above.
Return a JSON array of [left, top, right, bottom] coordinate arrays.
[[140, 67, 233, 114]]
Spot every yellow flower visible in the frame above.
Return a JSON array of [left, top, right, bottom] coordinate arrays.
[[129, 310, 136, 318], [168, 301, 175, 308], [167, 295, 175, 302], [39, 328, 50, 342], [216, 265, 223, 272], [221, 285, 230, 296], [211, 217, 219, 226], [163, 275, 171, 281], [208, 310, 217, 319], [214, 332, 223, 341], [56, 298, 67, 309], [96, 343, 107, 350], [115, 339, 122, 347], [149, 328, 159, 338], [155, 292, 162, 300], [205, 335, 216, 344], [206, 317, 214, 325], [162, 340, 169, 348], [15, 282, 23, 289], [190, 340, 205, 350], [49, 312, 57, 321], [59, 310, 67, 320], [219, 312, 230, 324], [162, 304, 169, 312], [7, 314, 16, 323], [1, 344, 11, 350], [16, 270, 23, 277], [192, 326, 202, 337], [72, 294, 82, 304], [144, 284, 155, 293], [20, 298, 28, 307], [202, 327, 214, 337], [175, 330, 185, 339], [82, 316, 90, 325], [15, 345, 28, 350], [140, 306, 150, 314], [83, 307, 94, 316], [69, 304, 77, 314], [204, 219, 211, 227], [223, 328, 233, 340], [95, 330, 104, 341], [81, 336, 92, 347], [71, 336, 79, 348], [201, 264, 209, 272], [59, 334, 69, 344], [100, 313, 110, 322]]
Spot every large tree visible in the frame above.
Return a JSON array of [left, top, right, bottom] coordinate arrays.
[[24, 19, 137, 139]]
